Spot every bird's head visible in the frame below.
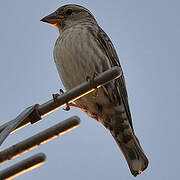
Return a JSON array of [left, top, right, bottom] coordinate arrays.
[[41, 4, 97, 32]]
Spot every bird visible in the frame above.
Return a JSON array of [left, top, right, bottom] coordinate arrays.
[[41, 4, 148, 176]]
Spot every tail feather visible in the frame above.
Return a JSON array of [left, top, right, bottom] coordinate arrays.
[[111, 132, 149, 176]]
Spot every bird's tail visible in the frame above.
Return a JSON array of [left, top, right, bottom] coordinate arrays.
[[110, 130, 149, 176]]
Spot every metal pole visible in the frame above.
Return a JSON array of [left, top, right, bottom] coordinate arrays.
[[0, 66, 122, 134], [38, 66, 122, 117], [0, 153, 46, 179], [0, 116, 80, 165]]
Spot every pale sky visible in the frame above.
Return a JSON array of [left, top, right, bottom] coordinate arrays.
[[0, 0, 179, 179]]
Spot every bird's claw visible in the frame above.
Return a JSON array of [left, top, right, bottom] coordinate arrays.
[[52, 93, 60, 102], [86, 72, 99, 97], [63, 103, 71, 111], [60, 88, 65, 94], [52, 88, 65, 102]]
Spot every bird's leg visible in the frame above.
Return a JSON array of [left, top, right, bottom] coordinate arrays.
[[52, 93, 60, 102], [66, 103, 87, 111], [59, 89, 70, 111], [59, 89, 87, 111], [86, 72, 99, 97]]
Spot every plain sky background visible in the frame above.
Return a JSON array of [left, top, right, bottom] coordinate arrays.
[[0, 0, 179, 179]]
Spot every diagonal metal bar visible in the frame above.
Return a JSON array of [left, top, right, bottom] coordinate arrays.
[[0, 66, 122, 146], [38, 66, 122, 117], [0, 105, 38, 146], [0, 116, 80, 165], [0, 153, 46, 179]]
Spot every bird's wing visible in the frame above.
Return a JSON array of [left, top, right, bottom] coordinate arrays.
[[95, 26, 134, 129]]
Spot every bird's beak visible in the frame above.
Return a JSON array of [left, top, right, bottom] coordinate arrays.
[[40, 12, 62, 26]]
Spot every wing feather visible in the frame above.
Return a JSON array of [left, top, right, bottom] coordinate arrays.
[[95, 26, 134, 129]]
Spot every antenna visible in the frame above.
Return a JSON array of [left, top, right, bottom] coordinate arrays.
[[0, 67, 122, 179]]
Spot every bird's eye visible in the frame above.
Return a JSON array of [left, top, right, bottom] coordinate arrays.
[[65, 9, 73, 15]]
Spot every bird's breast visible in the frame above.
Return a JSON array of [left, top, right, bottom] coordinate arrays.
[[53, 25, 109, 91]]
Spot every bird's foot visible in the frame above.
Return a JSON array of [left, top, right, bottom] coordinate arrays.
[[52, 93, 60, 102], [59, 88, 65, 94], [63, 102, 87, 111], [86, 72, 99, 97], [59, 89, 86, 111], [52, 88, 65, 102]]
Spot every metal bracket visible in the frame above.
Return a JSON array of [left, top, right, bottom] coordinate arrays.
[[0, 104, 41, 146]]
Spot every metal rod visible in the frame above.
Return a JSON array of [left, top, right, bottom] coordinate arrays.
[[0, 116, 80, 165], [0, 153, 46, 179], [39, 66, 122, 117], [0, 66, 121, 136]]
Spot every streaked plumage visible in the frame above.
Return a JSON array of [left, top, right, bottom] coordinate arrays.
[[41, 4, 148, 176]]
